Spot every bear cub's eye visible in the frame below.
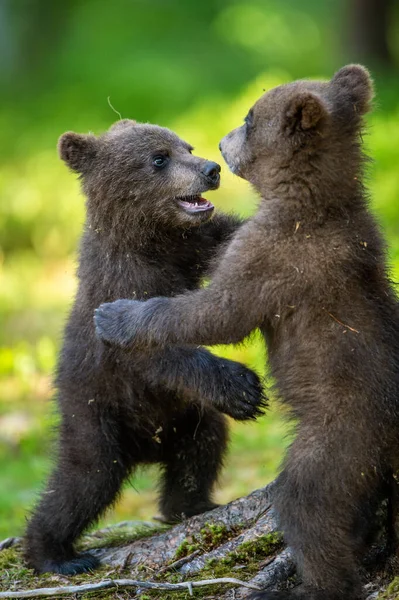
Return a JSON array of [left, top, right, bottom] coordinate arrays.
[[153, 155, 169, 169]]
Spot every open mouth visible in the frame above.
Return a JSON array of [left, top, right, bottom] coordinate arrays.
[[176, 195, 214, 214]]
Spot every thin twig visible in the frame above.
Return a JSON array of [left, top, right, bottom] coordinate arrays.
[[121, 551, 133, 571], [0, 577, 262, 598], [324, 309, 360, 334], [157, 549, 201, 575]]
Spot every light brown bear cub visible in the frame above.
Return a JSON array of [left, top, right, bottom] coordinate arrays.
[[95, 67, 399, 600]]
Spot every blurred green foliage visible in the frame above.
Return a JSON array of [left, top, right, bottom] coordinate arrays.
[[0, 0, 399, 539]]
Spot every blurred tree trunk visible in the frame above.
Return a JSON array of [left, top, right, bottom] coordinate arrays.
[[1, 0, 78, 82], [348, 0, 395, 68]]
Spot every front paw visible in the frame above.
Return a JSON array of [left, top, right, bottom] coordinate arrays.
[[219, 362, 267, 421], [39, 553, 100, 575], [94, 299, 142, 348]]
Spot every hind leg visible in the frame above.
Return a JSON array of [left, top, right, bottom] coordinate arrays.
[[24, 406, 133, 574], [250, 425, 380, 600], [158, 404, 228, 522]]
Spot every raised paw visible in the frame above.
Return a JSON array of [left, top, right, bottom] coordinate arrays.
[[218, 360, 268, 421], [39, 552, 100, 575], [94, 299, 142, 348]]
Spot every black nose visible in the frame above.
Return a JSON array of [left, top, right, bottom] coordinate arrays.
[[202, 161, 221, 184]]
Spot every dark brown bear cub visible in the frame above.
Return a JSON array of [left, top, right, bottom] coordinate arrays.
[[95, 67, 399, 599], [24, 119, 266, 575]]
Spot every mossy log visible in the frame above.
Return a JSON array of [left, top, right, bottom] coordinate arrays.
[[0, 482, 397, 599]]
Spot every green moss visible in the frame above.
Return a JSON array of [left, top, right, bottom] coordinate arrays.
[[0, 546, 20, 569], [379, 577, 399, 599], [175, 539, 197, 559], [0, 546, 132, 599], [79, 522, 168, 550], [199, 523, 232, 548], [174, 522, 237, 559], [200, 532, 283, 579], [0, 548, 36, 590], [151, 532, 284, 600], [228, 532, 283, 563]]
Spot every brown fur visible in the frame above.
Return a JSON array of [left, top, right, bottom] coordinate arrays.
[[95, 67, 399, 599], [24, 119, 266, 575]]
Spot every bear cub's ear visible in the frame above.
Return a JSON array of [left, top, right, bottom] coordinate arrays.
[[58, 132, 98, 173], [331, 64, 374, 115], [284, 92, 328, 135]]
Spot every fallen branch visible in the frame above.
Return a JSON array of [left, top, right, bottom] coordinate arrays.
[[0, 538, 22, 551], [93, 482, 274, 570], [0, 576, 261, 599]]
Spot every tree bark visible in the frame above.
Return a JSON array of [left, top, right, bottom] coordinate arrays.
[[92, 483, 275, 572], [88, 481, 389, 599]]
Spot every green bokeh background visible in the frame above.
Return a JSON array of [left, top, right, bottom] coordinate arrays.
[[1, 0, 399, 539]]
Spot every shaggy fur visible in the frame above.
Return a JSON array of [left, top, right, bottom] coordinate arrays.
[[24, 119, 266, 575], [95, 67, 399, 599]]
